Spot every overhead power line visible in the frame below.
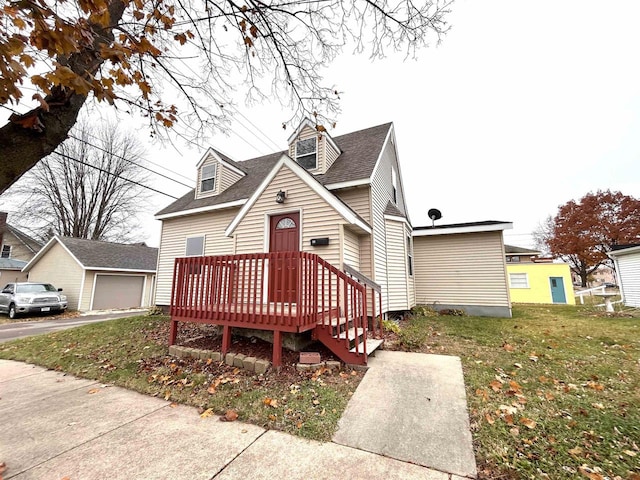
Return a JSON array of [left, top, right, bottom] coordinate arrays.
[[55, 152, 179, 199]]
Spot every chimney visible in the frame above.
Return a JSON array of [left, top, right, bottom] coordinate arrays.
[[0, 211, 7, 250]]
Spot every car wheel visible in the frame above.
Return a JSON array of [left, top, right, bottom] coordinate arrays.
[[8, 304, 17, 319]]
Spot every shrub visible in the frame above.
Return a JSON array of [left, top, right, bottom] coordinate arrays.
[[411, 305, 438, 317], [146, 305, 165, 316], [382, 319, 401, 334]]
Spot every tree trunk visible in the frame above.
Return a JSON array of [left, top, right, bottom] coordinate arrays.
[[0, 0, 126, 194]]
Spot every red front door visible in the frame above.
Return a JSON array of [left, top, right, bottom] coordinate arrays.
[[269, 213, 300, 303]]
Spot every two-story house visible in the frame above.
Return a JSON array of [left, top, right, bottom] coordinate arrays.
[[0, 212, 42, 283]]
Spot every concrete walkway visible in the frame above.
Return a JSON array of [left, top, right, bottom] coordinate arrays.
[[0, 359, 473, 480], [333, 351, 477, 478]]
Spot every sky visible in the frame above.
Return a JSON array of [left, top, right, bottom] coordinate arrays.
[[3, 1, 640, 249]]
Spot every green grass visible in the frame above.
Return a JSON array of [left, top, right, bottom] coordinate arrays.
[[387, 304, 640, 479], [0, 315, 361, 441]]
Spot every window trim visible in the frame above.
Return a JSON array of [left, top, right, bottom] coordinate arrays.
[[509, 272, 529, 289], [200, 163, 217, 194], [185, 235, 205, 257], [1, 245, 11, 259], [295, 137, 318, 170]]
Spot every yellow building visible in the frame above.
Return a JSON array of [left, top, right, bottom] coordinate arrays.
[[505, 245, 575, 305]]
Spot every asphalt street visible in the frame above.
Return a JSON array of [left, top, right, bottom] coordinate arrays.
[[0, 310, 145, 343]]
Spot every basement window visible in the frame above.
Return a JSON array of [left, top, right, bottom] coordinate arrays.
[[296, 137, 317, 170]]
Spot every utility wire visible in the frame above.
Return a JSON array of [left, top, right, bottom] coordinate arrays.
[[68, 133, 193, 190], [55, 152, 179, 199]]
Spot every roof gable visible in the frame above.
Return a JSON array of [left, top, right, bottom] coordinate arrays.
[[225, 155, 372, 237], [24, 236, 158, 272]]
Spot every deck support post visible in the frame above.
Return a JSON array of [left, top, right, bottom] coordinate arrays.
[[169, 320, 178, 345], [221, 325, 232, 355], [273, 330, 282, 367]]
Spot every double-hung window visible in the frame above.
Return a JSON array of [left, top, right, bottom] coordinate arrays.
[[509, 272, 529, 288], [201, 164, 216, 193], [296, 138, 317, 170], [1, 245, 10, 258]]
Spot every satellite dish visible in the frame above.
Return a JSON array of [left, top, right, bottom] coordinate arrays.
[[428, 208, 442, 227]]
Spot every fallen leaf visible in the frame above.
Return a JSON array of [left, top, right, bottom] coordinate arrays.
[[200, 408, 214, 418], [87, 388, 100, 394], [568, 446, 583, 456], [623, 450, 637, 457], [268, 414, 276, 421], [485, 413, 495, 425], [312, 399, 320, 405], [489, 380, 503, 392], [164, 390, 171, 401], [545, 392, 555, 401], [519, 417, 537, 429], [510, 427, 519, 437], [296, 421, 303, 429], [503, 343, 515, 352], [169, 403, 178, 408], [220, 410, 238, 422], [504, 414, 514, 425], [586, 381, 605, 391], [514, 363, 523, 369], [577, 466, 604, 480], [591, 403, 604, 410]]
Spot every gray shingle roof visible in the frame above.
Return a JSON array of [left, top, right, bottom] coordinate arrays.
[[5, 224, 43, 254], [156, 123, 392, 217], [384, 201, 405, 218], [59, 237, 158, 271], [0, 258, 27, 269]]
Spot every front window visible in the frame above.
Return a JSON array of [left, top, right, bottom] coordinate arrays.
[[185, 236, 205, 256], [201, 164, 216, 193], [296, 138, 317, 170], [1, 245, 10, 258], [406, 235, 413, 276], [509, 273, 529, 288]]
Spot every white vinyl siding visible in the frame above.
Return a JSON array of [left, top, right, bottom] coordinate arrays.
[[233, 164, 342, 268], [342, 226, 360, 270], [0, 230, 38, 262], [26, 242, 84, 310], [219, 164, 243, 193], [413, 231, 510, 308], [385, 219, 410, 311], [155, 209, 238, 305], [334, 187, 371, 224], [370, 135, 406, 313], [615, 251, 640, 307], [509, 272, 529, 288]]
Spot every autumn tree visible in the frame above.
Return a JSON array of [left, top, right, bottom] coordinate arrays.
[[537, 190, 640, 287], [5, 118, 149, 242], [0, 0, 451, 193]]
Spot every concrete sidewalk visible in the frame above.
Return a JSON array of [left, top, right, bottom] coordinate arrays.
[[0, 359, 462, 480], [333, 351, 477, 478]]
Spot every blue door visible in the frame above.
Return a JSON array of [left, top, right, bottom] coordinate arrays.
[[550, 277, 566, 303]]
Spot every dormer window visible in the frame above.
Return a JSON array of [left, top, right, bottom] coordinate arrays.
[[296, 137, 317, 170], [201, 164, 216, 193]]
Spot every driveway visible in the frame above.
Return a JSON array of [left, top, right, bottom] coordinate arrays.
[[0, 310, 144, 343]]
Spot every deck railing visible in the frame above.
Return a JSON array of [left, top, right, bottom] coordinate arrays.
[[170, 252, 368, 350]]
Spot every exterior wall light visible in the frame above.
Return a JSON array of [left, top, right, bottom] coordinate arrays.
[[275, 190, 287, 204]]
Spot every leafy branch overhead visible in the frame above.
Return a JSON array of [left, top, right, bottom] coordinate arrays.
[[0, 0, 451, 193]]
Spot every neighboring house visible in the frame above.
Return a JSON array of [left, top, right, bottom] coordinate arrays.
[[23, 236, 158, 311], [571, 265, 617, 287], [154, 119, 513, 365], [504, 244, 575, 305], [608, 244, 640, 307], [0, 211, 42, 283], [412, 221, 513, 317]]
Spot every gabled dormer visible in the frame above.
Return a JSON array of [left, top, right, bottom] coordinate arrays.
[[195, 148, 246, 199], [287, 118, 341, 175]]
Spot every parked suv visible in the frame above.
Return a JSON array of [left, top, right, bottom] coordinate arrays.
[[0, 282, 68, 319]]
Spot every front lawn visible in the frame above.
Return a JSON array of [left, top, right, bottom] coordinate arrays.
[[0, 315, 361, 442], [386, 304, 640, 479]]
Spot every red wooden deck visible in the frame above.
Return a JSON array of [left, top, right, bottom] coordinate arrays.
[[169, 252, 382, 366]]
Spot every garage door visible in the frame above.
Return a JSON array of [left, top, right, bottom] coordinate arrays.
[[92, 275, 145, 310]]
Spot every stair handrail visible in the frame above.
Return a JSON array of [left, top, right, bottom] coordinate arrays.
[[342, 263, 381, 292]]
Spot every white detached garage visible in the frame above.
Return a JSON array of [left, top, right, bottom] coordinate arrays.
[[23, 236, 158, 311]]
